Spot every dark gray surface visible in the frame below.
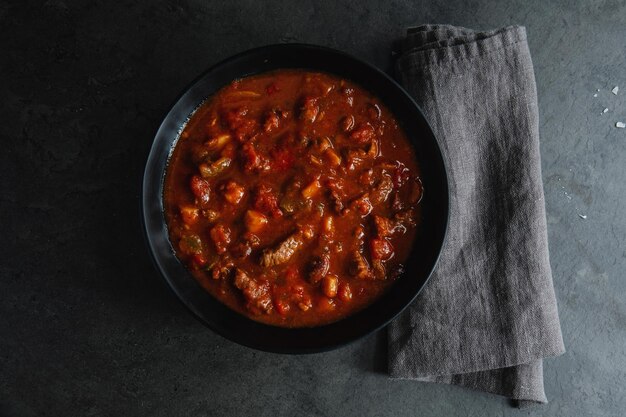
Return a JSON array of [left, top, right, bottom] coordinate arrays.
[[1, 0, 624, 416]]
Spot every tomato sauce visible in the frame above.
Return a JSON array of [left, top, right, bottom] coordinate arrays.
[[164, 70, 422, 327]]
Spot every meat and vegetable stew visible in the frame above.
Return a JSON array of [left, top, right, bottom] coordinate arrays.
[[163, 69, 423, 327]]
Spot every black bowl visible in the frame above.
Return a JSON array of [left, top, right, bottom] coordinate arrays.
[[142, 44, 449, 353]]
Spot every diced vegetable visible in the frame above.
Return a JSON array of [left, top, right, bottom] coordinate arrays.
[[323, 149, 341, 167], [317, 136, 333, 152], [244, 210, 268, 233], [180, 205, 199, 225], [322, 275, 339, 298], [322, 215, 335, 238], [199, 157, 232, 178], [179, 234, 203, 255], [205, 133, 231, 151], [368, 139, 379, 157], [298, 295, 313, 311], [221, 180, 245, 205], [301, 179, 321, 199], [202, 209, 219, 223]]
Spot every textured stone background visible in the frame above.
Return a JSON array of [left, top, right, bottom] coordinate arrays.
[[1, 0, 625, 415]]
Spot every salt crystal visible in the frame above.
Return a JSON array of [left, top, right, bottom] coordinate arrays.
[[616, 122, 626, 128], [579, 214, 587, 220], [612, 86, 619, 95]]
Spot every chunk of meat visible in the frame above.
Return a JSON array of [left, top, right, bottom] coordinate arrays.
[[224, 107, 258, 141], [349, 250, 373, 280], [263, 110, 280, 133], [350, 123, 376, 144], [299, 96, 319, 123], [253, 184, 283, 218], [211, 256, 234, 280], [392, 163, 411, 189], [221, 180, 245, 205], [350, 194, 373, 217], [190, 175, 211, 206], [241, 143, 270, 173], [369, 238, 394, 261], [391, 191, 404, 212], [234, 269, 273, 314], [370, 174, 393, 204], [209, 224, 231, 254], [372, 259, 386, 280], [308, 252, 330, 284], [394, 209, 417, 228], [373, 215, 396, 238], [345, 148, 368, 171], [230, 242, 252, 259], [260, 232, 304, 267]]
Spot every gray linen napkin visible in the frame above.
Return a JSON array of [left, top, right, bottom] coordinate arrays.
[[388, 25, 565, 407]]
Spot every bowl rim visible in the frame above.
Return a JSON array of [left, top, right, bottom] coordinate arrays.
[[141, 43, 450, 354]]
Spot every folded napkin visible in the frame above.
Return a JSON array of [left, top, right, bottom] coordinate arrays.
[[388, 25, 565, 407]]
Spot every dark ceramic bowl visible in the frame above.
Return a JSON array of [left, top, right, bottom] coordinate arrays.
[[141, 44, 449, 353]]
